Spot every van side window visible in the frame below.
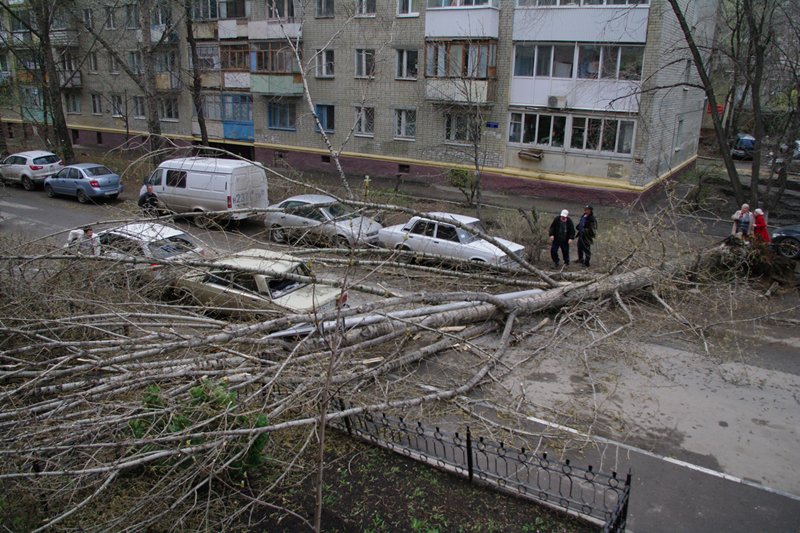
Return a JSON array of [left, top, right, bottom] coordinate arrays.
[[166, 170, 187, 188], [148, 169, 163, 186]]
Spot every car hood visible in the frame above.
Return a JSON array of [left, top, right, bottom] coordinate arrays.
[[272, 283, 341, 314], [774, 225, 800, 236], [334, 216, 382, 236], [467, 237, 525, 256]]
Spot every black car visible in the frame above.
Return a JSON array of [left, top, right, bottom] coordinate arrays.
[[771, 225, 800, 259]]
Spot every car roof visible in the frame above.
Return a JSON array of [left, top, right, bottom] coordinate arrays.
[[158, 157, 257, 172], [736, 133, 755, 140], [281, 194, 337, 205], [104, 222, 187, 242], [213, 248, 303, 273], [419, 212, 481, 225], [13, 150, 57, 158]]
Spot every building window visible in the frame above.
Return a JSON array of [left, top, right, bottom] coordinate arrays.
[[395, 108, 416, 139], [192, 44, 220, 70], [91, 94, 103, 114], [125, 4, 140, 28], [316, 0, 334, 17], [0, 55, 8, 72], [155, 50, 177, 73], [191, 0, 218, 20], [565, 116, 635, 154], [88, 52, 98, 72], [396, 49, 418, 79], [64, 93, 81, 114], [509, 111, 566, 147], [159, 97, 180, 120], [356, 0, 376, 16], [151, 2, 172, 25], [268, 101, 296, 130], [577, 45, 600, 79], [128, 51, 142, 74], [221, 45, 249, 71], [316, 49, 335, 77], [444, 113, 479, 143], [355, 106, 374, 136], [597, 45, 644, 80], [21, 87, 42, 108], [515, 43, 643, 81], [111, 94, 124, 117], [83, 8, 93, 28], [267, 0, 295, 20], [254, 42, 297, 73], [219, 0, 248, 18], [197, 94, 222, 120], [316, 104, 335, 132], [133, 96, 145, 118], [104, 6, 116, 29], [517, 0, 646, 4], [222, 94, 253, 121], [425, 41, 497, 79], [397, 0, 418, 15], [355, 49, 375, 78], [427, 0, 497, 6]]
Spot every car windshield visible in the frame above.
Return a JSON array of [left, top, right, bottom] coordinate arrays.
[[148, 235, 198, 259], [325, 202, 358, 220], [268, 264, 309, 299], [33, 155, 59, 165], [739, 138, 755, 149], [84, 165, 113, 176], [457, 221, 487, 244]]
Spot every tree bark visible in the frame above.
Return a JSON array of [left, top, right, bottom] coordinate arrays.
[[184, 0, 208, 146]]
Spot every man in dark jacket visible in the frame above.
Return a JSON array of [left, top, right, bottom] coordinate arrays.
[[137, 184, 159, 215], [548, 209, 575, 268], [576, 204, 598, 267]]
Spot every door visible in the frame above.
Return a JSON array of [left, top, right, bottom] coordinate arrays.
[[432, 223, 463, 261], [1, 156, 22, 181], [67, 168, 83, 196], [51, 168, 71, 194], [405, 219, 436, 254]]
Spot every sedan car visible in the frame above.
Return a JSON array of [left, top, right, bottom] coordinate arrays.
[[771, 225, 800, 259], [0, 150, 63, 190], [45, 163, 123, 203], [174, 248, 345, 317], [378, 212, 525, 268], [264, 194, 382, 247]]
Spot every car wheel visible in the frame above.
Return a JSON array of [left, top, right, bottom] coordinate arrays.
[[76, 189, 89, 204], [45, 185, 55, 198], [192, 211, 213, 228], [776, 237, 800, 259], [22, 176, 34, 191], [334, 235, 351, 248], [270, 225, 288, 243]]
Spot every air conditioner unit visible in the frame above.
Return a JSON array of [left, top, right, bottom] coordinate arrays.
[[547, 95, 567, 109]]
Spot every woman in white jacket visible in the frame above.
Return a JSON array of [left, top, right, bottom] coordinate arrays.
[[731, 203, 755, 238]]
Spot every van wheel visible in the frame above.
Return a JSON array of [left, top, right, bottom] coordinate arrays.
[[192, 211, 213, 228], [22, 176, 34, 191], [270, 225, 288, 243]]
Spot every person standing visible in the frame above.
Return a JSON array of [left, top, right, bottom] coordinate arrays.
[[576, 204, 597, 267], [65, 226, 100, 256], [731, 203, 755, 238], [753, 208, 770, 243], [549, 209, 575, 268]]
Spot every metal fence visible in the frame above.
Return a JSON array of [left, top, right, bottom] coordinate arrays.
[[331, 406, 631, 532]]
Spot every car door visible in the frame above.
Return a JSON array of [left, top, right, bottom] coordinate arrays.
[[404, 219, 436, 254], [50, 168, 70, 194], [432, 223, 463, 261], [276, 202, 323, 241], [1, 156, 21, 181], [70, 168, 87, 196]]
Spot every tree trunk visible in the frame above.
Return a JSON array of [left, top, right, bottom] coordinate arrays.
[[139, 0, 163, 156], [184, 0, 208, 146]]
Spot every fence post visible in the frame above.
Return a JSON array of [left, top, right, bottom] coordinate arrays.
[[466, 426, 474, 483], [338, 398, 352, 436]]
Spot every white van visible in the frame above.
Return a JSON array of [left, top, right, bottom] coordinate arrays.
[[141, 158, 268, 226]]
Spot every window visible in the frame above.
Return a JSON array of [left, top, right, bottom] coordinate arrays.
[[64, 93, 81, 114], [316, 49, 334, 77], [52, 10, 68, 30], [356, 0, 376, 15], [83, 8, 93, 28], [315, 104, 335, 132], [268, 101, 296, 130], [222, 94, 253, 121], [514, 45, 535, 76], [396, 49, 418, 79], [128, 51, 142, 74], [219, 0, 248, 18], [355, 49, 375, 78], [355, 106, 374, 136], [221, 45, 249, 70], [577, 45, 600, 79], [267, 0, 295, 20], [133, 96, 145, 118], [316, 0, 334, 17], [428, 0, 496, 6], [398, 0, 418, 15], [159, 97, 180, 120], [88, 52, 98, 72], [91, 94, 103, 114], [395, 109, 416, 139], [111, 94, 124, 117], [192, 44, 220, 70], [517, 43, 642, 80], [425, 41, 496, 79], [125, 4, 140, 28], [152, 2, 172, 25], [568, 116, 634, 154], [197, 94, 222, 120], [155, 50, 177, 73], [619, 46, 643, 80], [0, 55, 7, 72], [109, 54, 121, 73], [254, 42, 297, 73], [166, 170, 187, 188], [104, 6, 116, 29], [444, 113, 478, 143], [517, 0, 647, 5], [191, 0, 218, 20], [10, 10, 32, 33], [508, 111, 566, 147]]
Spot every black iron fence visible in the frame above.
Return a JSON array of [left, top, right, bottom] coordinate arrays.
[[331, 406, 631, 532]]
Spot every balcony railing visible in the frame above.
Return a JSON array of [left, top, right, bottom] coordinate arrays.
[[50, 28, 79, 46], [57, 70, 82, 88], [155, 72, 182, 90], [425, 78, 496, 104]]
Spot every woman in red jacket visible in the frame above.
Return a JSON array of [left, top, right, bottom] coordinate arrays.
[[753, 208, 770, 243]]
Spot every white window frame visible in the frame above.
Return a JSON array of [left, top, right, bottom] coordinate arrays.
[[64, 93, 81, 114], [158, 97, 180, 121], [394, 108, 416, 140], [316, 49, 334, 77], [354, 106, 374, 137], [128, 51, 142, 74], [316, 0, 334, 17], [132, 96, 146, 118], [104, 6, 116, 29], [397, 0, 418, 16], [111, 94, 124, 117], [444, 112, 478, 144], [356, 0, 376, 16], [91, 94, 103, 114], [83, 8, 93, 28], [88, 52, 98, 73], [125, 4, 140, 28], [355, 49, 375, 78], [396, 49, 418, 80]]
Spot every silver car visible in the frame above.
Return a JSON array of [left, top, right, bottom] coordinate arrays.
[[0, 150, 63, 190], [264, 194, 382, 247]]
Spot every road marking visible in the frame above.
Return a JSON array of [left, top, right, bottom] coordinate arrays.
[[0, 200, 39, 210]]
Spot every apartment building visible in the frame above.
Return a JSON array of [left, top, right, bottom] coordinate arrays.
[[0, 0, 717, 202]]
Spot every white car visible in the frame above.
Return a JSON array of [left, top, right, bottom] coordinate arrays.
[[174, 248, 345, 317], [0, 150, 63, 190], [264, 194, 382, 247], [378, 212, 525, 268]]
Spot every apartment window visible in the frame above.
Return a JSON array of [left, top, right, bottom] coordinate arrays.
[[444, 113, 478, 143], [577, 45, 600, 79], [191, 0, 218, 20], [128, 51, 142, 74], [425, 41, 497, 79], [10, 10, 32, 33], [52, 10, 68, 30], [222, 94, 253, 121], [104, 6, 116, 29], [64, 93, 81, 114], [254, 42, 297, 73], [192, 44, 220, 71], [133, 96, 145, 118], [221, 45, 249, 71], [88, 52, 98, 72], [394, 109, 416, 139], [316, 0, 334, 17], [152, 2, 172, 25], [516, 43, 643, 81], [569, 116, 634, 154], [268, 102, 297, 130], [599, 46, 643, 80], [355, 49, 375, 78], [396, 49, 418, 79], [517, 0, 647, 5], [316, 49, 335, 77], [0, 55, 8, 72], [83, 8, 93, 28], [427, 0, 496, 6], [513, 45, 535, 76], [155, 50, 177, 73], [397, 0, 418, 15], [60, 53, 77, 72], [315, 104, 335, 132], [219, 0, 248, 18], [125, 4, 140, 28], [267, 0, 295, 20], [508, 111, 566, 147], [111, 94, 124, 117], [356, 0, 376, 16], [21, 87, 42, 108], [197, 94, 222, 120], [91, 94, 103, 114], [159, 97, 179, 120], [354, 106, 374, 136]]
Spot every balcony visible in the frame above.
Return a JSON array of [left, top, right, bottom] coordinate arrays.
[[155, 72, 182, 90], [425, 5, 499, 39], [223, 121, 254, 141], [11, 31, 32, 45], [250, 73, 303, 95], [248, 20, 301, 40], [138, 27, 180, 43], [512, 5, 649, 43], [57, 70, 82, 88], [50, 28, 79, 46], [192, 21, 217, 39], [425, 78, 496, 104]]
